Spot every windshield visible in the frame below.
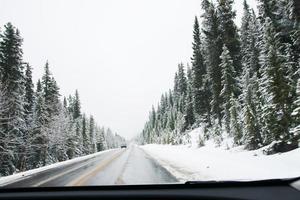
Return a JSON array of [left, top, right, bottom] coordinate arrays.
[[0, 0, 299, 188]]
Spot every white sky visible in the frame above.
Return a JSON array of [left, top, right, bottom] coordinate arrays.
[[0, 0, 257, 139]]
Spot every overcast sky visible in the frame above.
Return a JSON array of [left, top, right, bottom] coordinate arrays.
[[0, 0, 257, 139]]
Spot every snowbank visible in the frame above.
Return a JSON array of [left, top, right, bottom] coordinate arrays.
[[0, 149, 113, 186], [141, 128, 300, 182]]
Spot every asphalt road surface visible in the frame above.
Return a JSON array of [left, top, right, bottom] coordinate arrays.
[[3, 145, 178, 187]]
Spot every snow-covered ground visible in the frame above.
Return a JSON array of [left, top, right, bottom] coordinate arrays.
[[0, 149, 113, 186], [141, 128, 300, 182]]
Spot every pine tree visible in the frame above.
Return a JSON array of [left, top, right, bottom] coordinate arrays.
[[41, 62, 51, 122], [0, 23, 26, 175], [73, 90, 81, 120], [31, 80, 48, 168], [291, 79, 300, 146], [217, 0, 242, 76], [24, 63, 34, 118], [184, 67, 195, 130], [48, 102, 69, 162], [259, 17, 291, 150], [96, 127, 106, 151], [89, 115, 96, 153], [41, 62, 60, 121], [229, 94, 242, 145], [174, 63, 187, 98], [191, 17, 207, 120], [257, 0, 277, 24], [65, 116, 77, 159], [23, 63, 35, 171], [242, 69, 262, 149], [220, 45, 237, 134], [63, 97, 67, 109], [202, 0, 223, 124], [0, 82, 13, 175], [240, 1, 262, 149], [81, 114, 88, 154]]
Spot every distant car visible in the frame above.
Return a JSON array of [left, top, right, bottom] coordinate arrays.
[[121, 145, 127, 148]]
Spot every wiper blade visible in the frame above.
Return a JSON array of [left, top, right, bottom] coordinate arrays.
[[185, 177, 300, 186]]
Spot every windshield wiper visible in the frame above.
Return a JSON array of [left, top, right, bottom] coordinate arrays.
[[185, 177, 300, 186]]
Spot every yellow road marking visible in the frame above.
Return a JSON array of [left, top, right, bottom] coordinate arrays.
[[32, 159, 97, 187], [66, 150, 125, 186], [113, 147, 133, 185]]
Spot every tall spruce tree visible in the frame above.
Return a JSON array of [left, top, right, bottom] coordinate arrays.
[[41, 62, 60, 122], [191, 17, 206, 119], [89, 115, 96, 153], [291, 79, 300, 145], [184, 67, 195, 130], [229, 94, 242, 145], [0, 23, 26, 175], [217, 0, 242, 76], [81, 114, 88, 154], [240, 1, 262, 149], [23, 63, 35, 171], [31, 80, 48, 168], [259, 17, 291, 150], [220, 45, 238, 134], [73, 90, 81, 120], [174, 63, 187, 114], [202, 0, 223, 124], [24, 63, 34, 118]]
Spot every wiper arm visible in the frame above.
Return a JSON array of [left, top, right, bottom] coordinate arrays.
[[185, 177, 300, 186]]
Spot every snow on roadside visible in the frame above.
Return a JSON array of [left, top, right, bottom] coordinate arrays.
[[141, 128, 300, 182], [0, 149, 114, 186]]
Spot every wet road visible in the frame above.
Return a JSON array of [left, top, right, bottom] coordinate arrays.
[[3, 145, 177, 187]]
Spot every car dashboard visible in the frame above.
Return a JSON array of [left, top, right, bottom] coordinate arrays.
[[0, 178, 299, 200]]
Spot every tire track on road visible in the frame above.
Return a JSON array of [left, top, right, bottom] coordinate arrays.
[[67, 150, 126, 186]]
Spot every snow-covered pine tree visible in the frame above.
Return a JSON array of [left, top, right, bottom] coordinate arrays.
[[240, 1, 262, 150], [241, 69, 262, 150], [73, 90, 81, 120], [67, 95, 74, 116], [68, 90, 83, 154], [184, 66, 195, 130], [105, 128, 115, 148], [24, 63, 34, 119], [220, 45, 238, 135], [0, 81, 13, 176], [31, 80, 48, 168], [23, 63, 35, 171], [63, 97, 68, 109], [257, 0, 277, 24], [291, 78, 300, 146], [41, 62, 52, 123], [0, 23, 26, 174], [81, 114, 89, 155], [96, 127, 106, 151], [229, 94, 242, 146], [89, 115, 96, 153], [64, 103, 77, 159], [240, 0, 251, 60], [259, 17, 292, 152], [201, 0, 223, 124], [191, 16, 207, 121], [174, 64, 187, 113], [48, 102, 69, 162], [41, 62, 60, 122], [216, 0, 242, 77]]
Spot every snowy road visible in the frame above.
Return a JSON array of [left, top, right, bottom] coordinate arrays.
[[3, 145, 177, 187]]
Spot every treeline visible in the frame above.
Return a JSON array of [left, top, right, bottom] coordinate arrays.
[[0, 23, 125, 176], [140, 0, 300, 153]]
